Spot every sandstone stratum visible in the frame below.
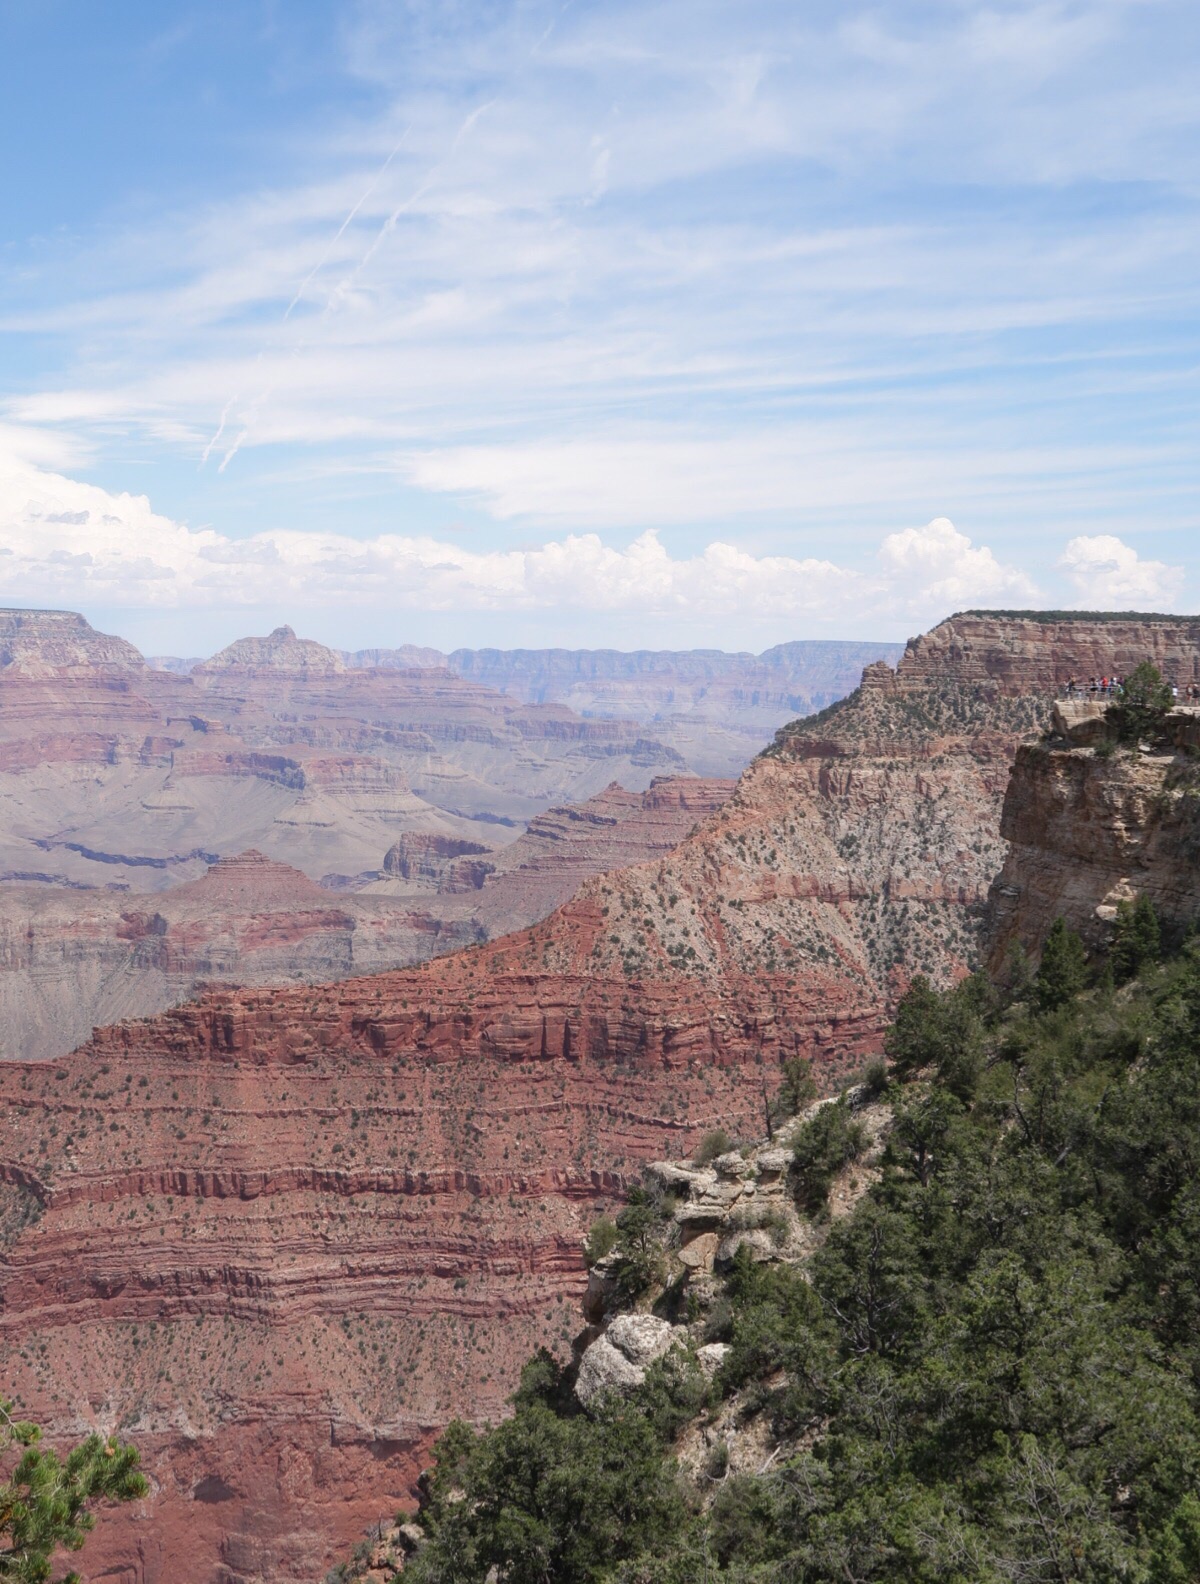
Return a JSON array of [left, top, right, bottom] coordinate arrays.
[[3, 611, 1200, 1583]]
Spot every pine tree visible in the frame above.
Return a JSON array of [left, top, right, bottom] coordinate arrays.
[[1107, 661, 1174, 744], [0, 1402, 146, 1583], [1110, 894, 1162, 983], [1035, 917, 1089, 1011]]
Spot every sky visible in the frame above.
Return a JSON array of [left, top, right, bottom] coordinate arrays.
[[0, 0, 1198, 657]]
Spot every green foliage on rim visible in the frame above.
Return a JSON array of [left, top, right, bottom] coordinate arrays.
[[399, 936, 1200, 1583]]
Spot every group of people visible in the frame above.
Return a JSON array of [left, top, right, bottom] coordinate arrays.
[[1063, 676, 1128, 699], [1061, 676, 1198, 702]]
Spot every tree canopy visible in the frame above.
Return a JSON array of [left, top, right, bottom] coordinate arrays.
[[1107, 661, 1175, 745]]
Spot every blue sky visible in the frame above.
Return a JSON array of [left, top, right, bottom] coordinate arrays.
[[0, 0, 1197, 655]]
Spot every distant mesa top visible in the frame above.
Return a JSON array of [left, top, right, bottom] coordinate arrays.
[[191, 624, 348, 677], [0, 607, 147, 676]]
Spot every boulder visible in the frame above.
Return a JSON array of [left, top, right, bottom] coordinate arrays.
[[713, 1151, 752, 1179], [575, 1314, 682, 1407], [606, 1313, 677, 1368], [754, 1147, 793, 1179], [575, 1337, 646, 1406], [697, 1343, 730, 1379]]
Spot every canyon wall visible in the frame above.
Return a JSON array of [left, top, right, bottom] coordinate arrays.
[[0, 613, 694, 895], [988, 705, 1200, 964], [3, 611, 1200, 1582]]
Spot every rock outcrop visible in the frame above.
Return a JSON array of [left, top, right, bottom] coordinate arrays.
[[884, 610, 1200, 693], [988, 710, 1200, 964], [0, 606, 148, 675], [193, 625, 348, 678]]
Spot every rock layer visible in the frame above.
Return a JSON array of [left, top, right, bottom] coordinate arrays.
[[0, 851, 484, 1061], [0, 776, 735, 1061], [0, 610, 694, 895]]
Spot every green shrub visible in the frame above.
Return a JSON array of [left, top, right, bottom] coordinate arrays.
[[583, 1215, 619, 1267], [772, 1056, 818, 1122], [605, 1186, 672, 1304], [860, 1055, 889, 1097], [790, 1097, 867, 1213], [693, 1128, 732, 1165]]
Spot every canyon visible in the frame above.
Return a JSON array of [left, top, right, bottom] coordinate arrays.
[[0, 612, 695, 894], [2, 610, 1199, 1583], [156, 637, 906, 780], [0, 609, 890, 1056], [0, 778, 734, 1062]]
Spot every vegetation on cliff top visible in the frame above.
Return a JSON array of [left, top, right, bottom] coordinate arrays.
[[402, 926, 1200, 1583], [961, 609, 1200, 624]]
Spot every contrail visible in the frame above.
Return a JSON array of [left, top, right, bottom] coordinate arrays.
[[450, 99, 494, 153], [283, 133, 409, 320], [202, 101, 493, 471], [218, 426, 250, 473], [201, 134, 410, 463], [200, 394, 237, 465], [348, 105, 491, 285]]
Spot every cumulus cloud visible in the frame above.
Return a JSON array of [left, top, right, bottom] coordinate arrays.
[[0, 451, 1040, 631], [877, 516, 1039, 612], [1058, 535, 1184, 609]]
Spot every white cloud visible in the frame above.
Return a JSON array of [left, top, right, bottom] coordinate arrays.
[[877, 516, 1039, 613], [0, 448, 1038, 633], [1058, 534, 1184, 609]]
